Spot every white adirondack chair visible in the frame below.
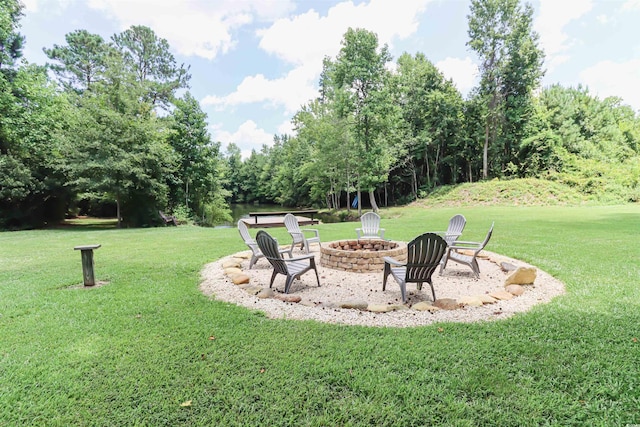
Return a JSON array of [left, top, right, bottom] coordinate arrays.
[[284, 213, 320, 254], [356, 212, 385, 239], [440, 222, 494, 278], [238, 220, 291, 268]]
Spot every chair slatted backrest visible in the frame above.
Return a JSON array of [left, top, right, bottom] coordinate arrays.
[[478, 222, 494, 252], [405, 233, 448, 283], [360, 212, 381, 236], [283, 213, 301, 234], [444, 214, 466, 245], [256, 231, 288, 275], [238, 220, 254, 244]]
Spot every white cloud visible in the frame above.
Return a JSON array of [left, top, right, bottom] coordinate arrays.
[[436, 56, 478, 96], [277, 119, 295, 137], [206, 0, 431, 117], [535, 0, 593, 71], [622, 0, 640, 10], [85, 0, 295, 60], [580, 59, 640, 111], [212, 120, 274, 159], [258, 0, 431, 66], [201, 62, 319, 114]]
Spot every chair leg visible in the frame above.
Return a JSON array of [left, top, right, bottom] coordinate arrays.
[[249, 254, 258, 269], [382, 263, 391, 291], [471, 259, 480, 278], [399, 281, 407, 303], [284, 275, 295, 294], [269, 271, 278, 289], [428, 280, 436, 301]]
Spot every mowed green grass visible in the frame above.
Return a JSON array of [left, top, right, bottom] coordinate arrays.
[[1, 205, 639, 426]]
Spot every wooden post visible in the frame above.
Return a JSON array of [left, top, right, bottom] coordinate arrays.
[[74, 244, 101, 287]]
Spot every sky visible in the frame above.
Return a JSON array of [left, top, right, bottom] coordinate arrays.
[[18, 0, 640, 158]]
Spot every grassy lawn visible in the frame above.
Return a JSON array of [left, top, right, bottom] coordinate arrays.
[[1, 205, 639, 426]]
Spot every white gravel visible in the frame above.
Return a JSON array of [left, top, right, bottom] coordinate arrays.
[[199, 249, 566, 328]]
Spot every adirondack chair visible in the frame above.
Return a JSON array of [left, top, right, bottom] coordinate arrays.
[[256, 230, 321, 294], [284, 213, 320, 254], [356, 212, 385, 239], [382, 233, 448, 303], [237, 220, 291, 269], [435, 214, 466, 246], [439, 222, 494, 278]]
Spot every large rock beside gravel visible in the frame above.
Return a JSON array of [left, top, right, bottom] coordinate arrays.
[[368, 304, 393, 313], [224, 267, 242, 276], [242, 285, 263, 295], [505, 284, 525, 296], [339, 300, 369, 310], [504, 267, 537, 286], [433, 298, 460, 310], [256, 288, 275, 299], [275, 294, 302, 303], [490, 290, 514, 300], [477, 294, 498, 304], [412, 302, 440, 312], [458, 296, 484, 307], [222, 260, 241, 269], [231, 274, 250, 285]]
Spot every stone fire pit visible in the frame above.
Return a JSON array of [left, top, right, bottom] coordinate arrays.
[[320, 239, 407, 273]]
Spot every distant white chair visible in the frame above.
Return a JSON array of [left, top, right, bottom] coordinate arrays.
[[436, 214, 466, 246], [440, 222, 494, 278], [356, 212, 385, 239], [238, 220, 291, 268], [284, 213, 320, 254]]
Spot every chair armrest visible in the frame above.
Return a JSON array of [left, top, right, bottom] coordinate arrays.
[[287, 254, 315, 262], [383, 256, 405, 266], [449, 241, 483, 250], [301, 229, 320, 238]]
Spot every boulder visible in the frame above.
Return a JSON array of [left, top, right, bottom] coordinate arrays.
[[256, 288, 275, 299], [505, 284, 525, 296], [458, 296, 484, 307], [231, 274, 250, 285], [433, 298, 460, 310], [504, 267, 537, 286], [275, 294, 302, 303], [339, 300, 369, 310], [242, 285, 264, 295], [224, 267, 242, 276], [367, 304, 392, 313], [222, 260, 241, 269], [500, 262, 518, 272], [477, 294, 498, 304], [412, 302, 440, 312], [490, 290, 514, 300]]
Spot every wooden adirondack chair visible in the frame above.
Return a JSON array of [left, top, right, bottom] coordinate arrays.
[[237, 220, 291, 269], [439, 222, 494, 278], [284, 213, 320, 254], [382, 233, 448, 303], [255, 230, 321, 294], [356, 212, 385, 239]]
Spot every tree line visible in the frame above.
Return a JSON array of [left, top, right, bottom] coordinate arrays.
[[1, 0, 639, 229]]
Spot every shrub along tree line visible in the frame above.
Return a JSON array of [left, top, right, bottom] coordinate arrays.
[[1, 0, 639, 229]]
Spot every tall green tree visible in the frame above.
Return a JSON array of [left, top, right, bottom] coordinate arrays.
[[167, 92, 230, 225], [112, 25, 190, 109], [327, 28, 398, 213], [43, 30, 112, 92], [0, 0, 25, 70], [467, 0, 543, 178]]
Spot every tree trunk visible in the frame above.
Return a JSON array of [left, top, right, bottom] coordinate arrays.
[[116, 197, 122, 229], [369, 189, 379, 212], [483, 121, 489, 179]]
